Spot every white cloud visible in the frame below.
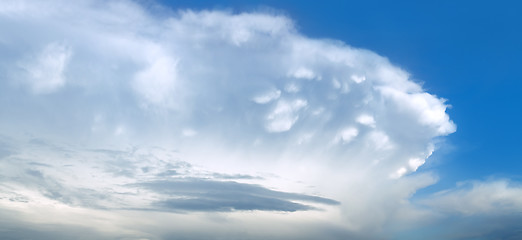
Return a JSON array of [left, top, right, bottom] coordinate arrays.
[[408, 157, 425, 171], [265, 99, 307, 132], [291, 67, 319, 80], [356, 114, 376, 128], [421, 180, 522, 215], [378, 87, 456, 136], [390, 167, 408, 179], [252, 89, 281, 104], [0, 1, 475, 239], [132, 49, 178, 107], [333, 127, 359, 144], [18, 42, 72, 93], [350, 74, 366, 83]]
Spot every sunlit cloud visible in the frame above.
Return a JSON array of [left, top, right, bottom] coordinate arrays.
[[0, 0, 520, 239]]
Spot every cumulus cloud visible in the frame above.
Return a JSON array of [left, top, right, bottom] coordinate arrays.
[[2, 0, 509, 239]]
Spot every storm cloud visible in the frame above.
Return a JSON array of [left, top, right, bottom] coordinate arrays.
[[1, 0, 521, 239]]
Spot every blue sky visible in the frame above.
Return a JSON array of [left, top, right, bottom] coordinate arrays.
[[0, 0, 521, 239]]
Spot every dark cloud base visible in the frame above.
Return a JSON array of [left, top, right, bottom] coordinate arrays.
[[137, 178, 339, 212]]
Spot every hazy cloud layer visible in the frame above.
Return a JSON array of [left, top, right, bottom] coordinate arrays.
[[0, 0, 521, 239], [420, 180, 522, 215]]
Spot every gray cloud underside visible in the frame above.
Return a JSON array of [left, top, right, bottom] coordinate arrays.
[[136, 178, 339, 212], [0, 137, 337, 214]]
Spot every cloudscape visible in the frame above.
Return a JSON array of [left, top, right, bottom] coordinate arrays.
[[1, 0, 521, 239]]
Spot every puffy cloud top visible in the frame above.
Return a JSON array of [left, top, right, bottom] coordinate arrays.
[[0, 1, 484, 239]]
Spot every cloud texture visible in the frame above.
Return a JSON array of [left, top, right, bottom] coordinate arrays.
[[0, 0, 520, 239]]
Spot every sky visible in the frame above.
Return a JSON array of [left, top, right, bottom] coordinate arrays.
[[0, 0, 521, 239]]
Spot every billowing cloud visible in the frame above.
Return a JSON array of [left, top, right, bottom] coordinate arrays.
[[1, 0, 518, 239]]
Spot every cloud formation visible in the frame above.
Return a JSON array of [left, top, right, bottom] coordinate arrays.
[[0, 0, 520, 239], [139, 178, 339, 212]]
